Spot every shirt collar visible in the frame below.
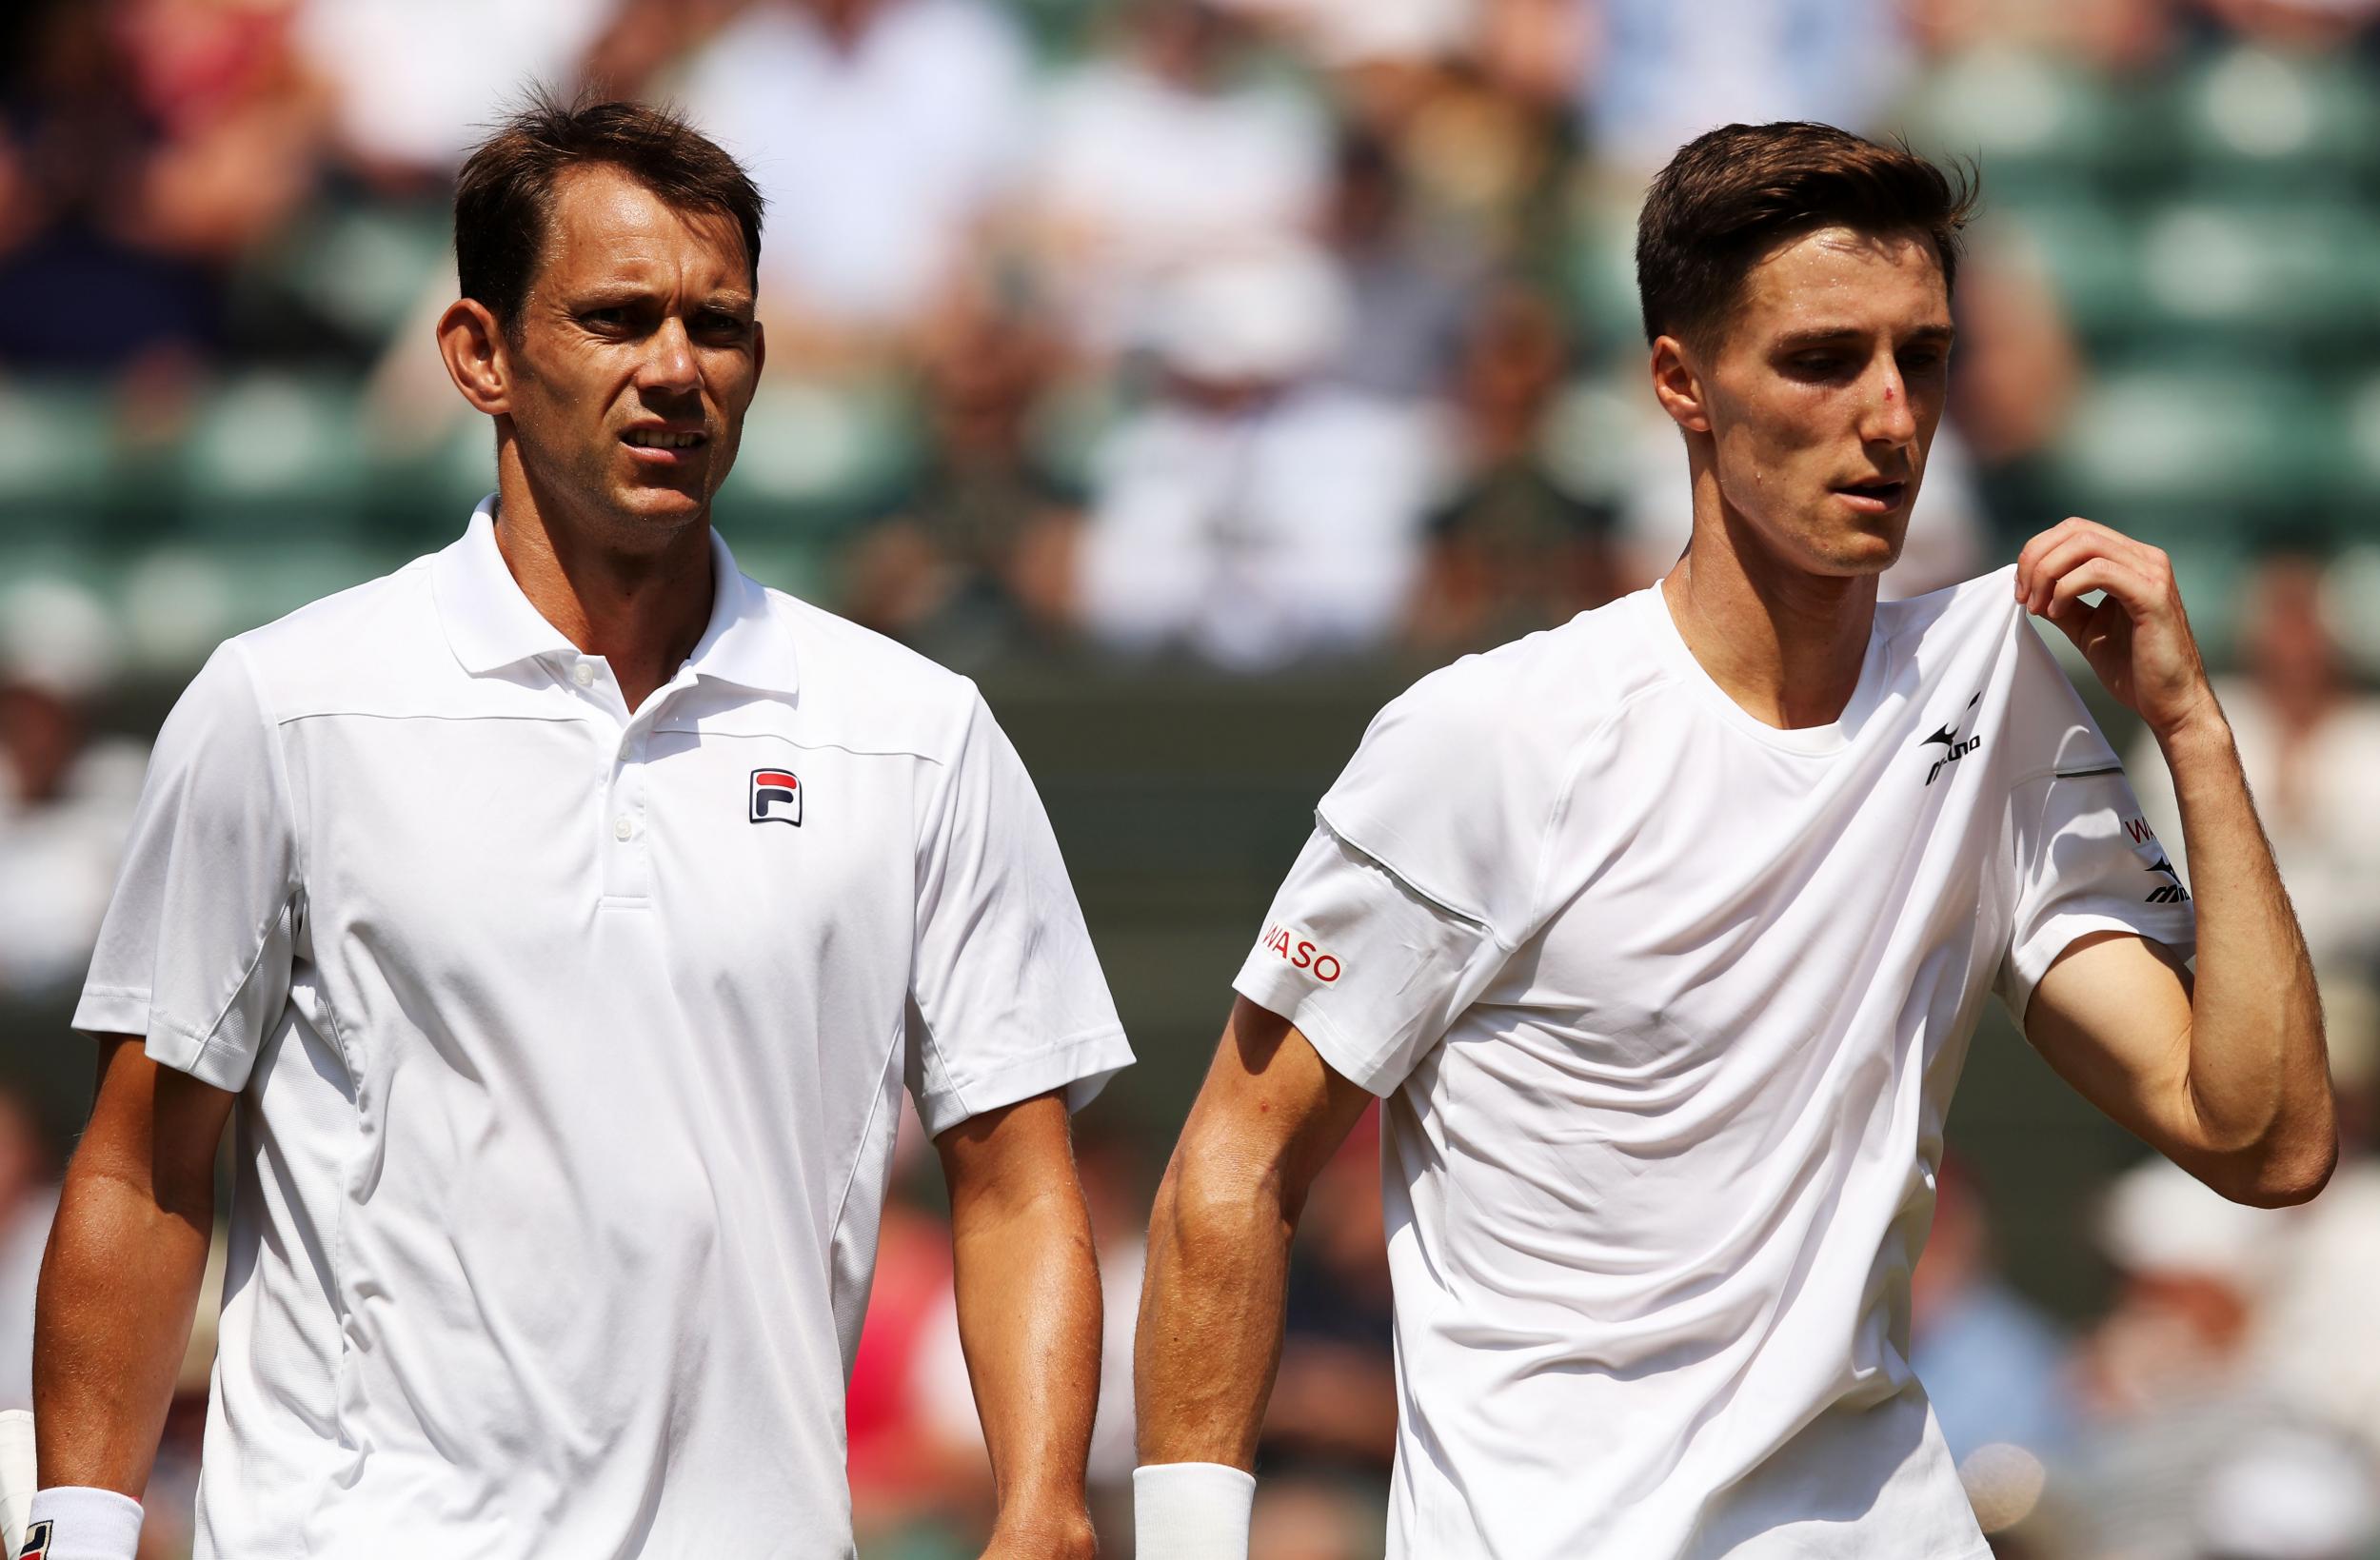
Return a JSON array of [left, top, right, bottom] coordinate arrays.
[[432, 494, 800, 698]]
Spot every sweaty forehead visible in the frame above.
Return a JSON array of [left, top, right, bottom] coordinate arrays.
[[1732, 226, 1948, 340], [533, 164, 753, 299]]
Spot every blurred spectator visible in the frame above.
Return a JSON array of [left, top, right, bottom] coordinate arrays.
[[1319, 130, 1480, 403], [2250, 992, 2380, 1464], [2189, 0, 2380, 49], [2195, 1425, 2380, 1560], [840, 300, 1080, 665], [0, 0, 323, 369], [1909, 1158, 2076, 1469], [1406, 283, 1615, 653], [0, 583, 147, 998], [2126, 553, 2380, 987], [1026, 0, 1332, 353], [1572, 0, 1915, 171], [0, 1087, 58, 1413], [681, 0, 1032, 356], [844, 1108, 995, 1552], [2071, 1158, 2301, 1560], [1070, 244, 1448, 669], [293, 0, 620, 187], [1611, 417, 1989, 600]]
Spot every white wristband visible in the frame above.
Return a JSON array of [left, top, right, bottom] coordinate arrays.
[[20, 1487, 143, 1560], [1134, 1461, 1255, 1560]]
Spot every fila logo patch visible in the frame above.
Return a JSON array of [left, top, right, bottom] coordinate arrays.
[[1920, 692, 1985, 785], [749, 768, 803, 826], [15, 1519, 51, 1560], [1259, 922, 1343, 983]]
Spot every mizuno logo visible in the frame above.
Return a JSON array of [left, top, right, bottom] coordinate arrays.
[[2146, 852, 2191, 904], [1922, 692, 1985, 785]]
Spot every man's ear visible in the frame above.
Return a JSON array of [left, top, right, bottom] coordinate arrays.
[[437, 298, 513, 417], [1649, 333, 1712, 436]]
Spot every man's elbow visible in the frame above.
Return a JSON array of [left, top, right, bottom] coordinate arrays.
[[1153, 1138, 1295, 1253], [2208, 1126, 2338, 1209]]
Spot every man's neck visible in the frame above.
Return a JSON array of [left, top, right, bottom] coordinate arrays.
[[1659, 472, 1878, 732], [490, 448, 715, 712]]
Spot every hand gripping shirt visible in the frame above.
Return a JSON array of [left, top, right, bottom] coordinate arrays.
[[1235, 568, 2193, 1560], [74, 504, 1132, 1559]]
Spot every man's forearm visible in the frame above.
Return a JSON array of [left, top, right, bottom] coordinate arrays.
[[33, 1160, 215, 1495], [1133, 1159, 1294, 1470], [950, 1181, 1102, 1550], [2161, 708, 2334, 1193]]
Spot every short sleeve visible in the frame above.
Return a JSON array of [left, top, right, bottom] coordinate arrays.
[[905, 690, 1130, 1136], [1994, 627, 2197, 1017], [1233, 825, 1504, 1096], [73, 642, 300, 1093]]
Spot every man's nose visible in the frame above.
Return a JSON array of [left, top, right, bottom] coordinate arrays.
[[1863, 359, 1919, 448], [638, 317, 700, 394]]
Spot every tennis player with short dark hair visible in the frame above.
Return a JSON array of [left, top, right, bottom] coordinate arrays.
[[23, 97, 1127, 1560], [1132, 121, 2333, 1560]]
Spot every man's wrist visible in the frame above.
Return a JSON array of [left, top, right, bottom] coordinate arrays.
[[1134, 1461, 1255, 1560], [985, 1499, 1097, 1560], [21, 1487, 143, 1560], [2151, 699, 2235, 766]]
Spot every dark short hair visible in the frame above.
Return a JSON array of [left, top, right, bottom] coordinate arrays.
[[454, 91, 764, 331], [1636, 122, 1976, 350]]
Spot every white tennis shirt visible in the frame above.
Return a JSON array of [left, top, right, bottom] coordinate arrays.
[[1236, 568, 2194, 1560], [75, 502, 1131, 1559]]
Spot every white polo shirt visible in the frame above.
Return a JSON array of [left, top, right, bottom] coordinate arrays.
[[74, 501, 1132, 1560], [1235, 568, 2194, 1560]]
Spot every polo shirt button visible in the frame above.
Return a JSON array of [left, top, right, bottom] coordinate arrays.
[[613, 816, 634, 841], [572, 662, 596, 688]]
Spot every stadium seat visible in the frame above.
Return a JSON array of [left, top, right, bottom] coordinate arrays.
[[2048, 365, 2345, 528], [1899, 48, 2161, 199], [0, 380, 120, 529], [711, 376, 922, 536], [172, 374, 371, 539], [2133, 199, 2380, 355], [2166, 45, 2380, 192]]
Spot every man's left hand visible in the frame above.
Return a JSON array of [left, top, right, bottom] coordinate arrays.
[[2016, 517, 2221, 744]]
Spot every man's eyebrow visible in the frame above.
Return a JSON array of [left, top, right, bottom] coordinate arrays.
[[1772, 324, 1957, 351]]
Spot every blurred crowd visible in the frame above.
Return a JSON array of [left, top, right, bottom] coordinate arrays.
[[6, 0, 2380, 1555]]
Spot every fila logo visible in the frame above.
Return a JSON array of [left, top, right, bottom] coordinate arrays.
[[16, 1519, 51, 1560], [2145, 852, 2191, 905], [1259, 922, 1342, 983], [749, 768, 803, 826], [1921, 692, 1985, 785]]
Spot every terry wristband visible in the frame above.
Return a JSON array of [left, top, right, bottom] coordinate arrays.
[[19, 1487, 143, 1560], [1134, 1461, 1255, 1560]]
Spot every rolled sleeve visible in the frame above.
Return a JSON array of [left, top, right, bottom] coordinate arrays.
[[73, 642, 299, 1093], [906, 690, 1130, 1137], [1233, 824, 1504, 1097], [1998, 769, 2197, 1019]]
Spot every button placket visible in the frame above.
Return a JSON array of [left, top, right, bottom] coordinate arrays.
[[601, 722, 655, 901]]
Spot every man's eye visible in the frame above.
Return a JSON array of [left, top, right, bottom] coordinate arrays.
[[583, 307, 630, 328]]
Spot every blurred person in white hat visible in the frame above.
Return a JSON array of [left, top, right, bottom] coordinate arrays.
[[2196, 1425, 2380, 1560], [2126, 552, 2380, 993], [1070, 241, 1449, 669], [2073, 1156, 2307, 1560], [0, 582, 147, 998]]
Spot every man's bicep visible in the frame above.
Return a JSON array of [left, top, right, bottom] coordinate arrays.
[[1172, 998, 1374, 1209], [76, 1037, 237, 1216], [932, 1089, 1079, 1221], [2023, 931, 2199, 1152]]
